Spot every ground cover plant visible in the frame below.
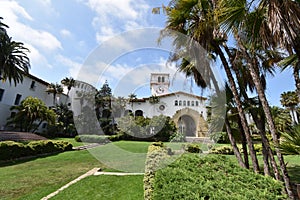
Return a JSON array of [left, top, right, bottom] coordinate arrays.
[[151, 154, 286, 200]]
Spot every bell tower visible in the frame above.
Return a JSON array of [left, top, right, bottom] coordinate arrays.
[[150, 73, 170, 96]]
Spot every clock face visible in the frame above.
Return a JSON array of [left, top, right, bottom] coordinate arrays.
[[156, 86, 165, 94]]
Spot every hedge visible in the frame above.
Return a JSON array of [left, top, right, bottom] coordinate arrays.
[[144, 142, 172, 200], [151, 154, 286, 200], [0, 140, 73, 161], [75, 135, 110, 144]]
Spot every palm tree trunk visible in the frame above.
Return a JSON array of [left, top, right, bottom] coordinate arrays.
[[293, 64, 300, 102], [248, 108, 271, 176], [237, 118, 249, 169], [215, 45, 260, 173], [236, 36, 295, 199], [225, 117, 246, 168]]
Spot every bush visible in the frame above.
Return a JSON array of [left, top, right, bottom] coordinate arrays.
[[184, 143, 202, 153], [151, 154, 286, 200], [169, 132, 186, 142], [74, 135, 109, 144], [144, 142, 172, 200], [210, 146, 234, 155], [0, 140, 73, 161]]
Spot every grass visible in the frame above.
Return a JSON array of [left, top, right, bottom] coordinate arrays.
[[51, 175, 144, 200], [0, 150, 101, 200], [0, 141, 298, 200], [0, 141, 151, 200]]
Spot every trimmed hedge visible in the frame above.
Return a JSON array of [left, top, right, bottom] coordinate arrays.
[[144, 142, 172, 200], [75, 135, 109, 144], [210, 146, 234, 155], [0, 140, 73, 161], [151, 154, 286, 200]]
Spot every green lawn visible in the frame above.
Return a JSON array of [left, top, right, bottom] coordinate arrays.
[[0, 141, 151, 200], [0, 141, 298, 200], [51, 175, 144, 200]]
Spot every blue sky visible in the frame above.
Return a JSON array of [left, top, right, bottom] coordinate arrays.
[[0, 0, 296, 106]]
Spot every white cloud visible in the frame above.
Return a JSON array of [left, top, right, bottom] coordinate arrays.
[[83, 0, 150, 43], [0, 0, 62, 52], [60, 29, 72, 37], [56, 55, 82, 78]]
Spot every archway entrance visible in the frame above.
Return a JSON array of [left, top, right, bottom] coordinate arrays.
[[178, 115, 196, 137]]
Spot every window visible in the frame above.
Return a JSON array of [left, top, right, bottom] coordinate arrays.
[[0, 89, 4, 101], [162, 76, 165, 82], [183, 100, 186, 106], [14, 94, 22, 105], [179, 100, 182, 106], [175, 100, 178, 106], [187, 101, 190, 106], [30, 81, 36, 90], [10, 112, 16, 118], [158, 76, 161, 82], [42, 123, 47, 129], [191, 101, 194, 106], [195, 101, 199, 106]]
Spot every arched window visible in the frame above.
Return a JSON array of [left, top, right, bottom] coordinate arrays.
[[175, 100, 178, 106], [162, 76, 165, 82], [191, 101, 194, 106], [195, 101, 199, 106], [187, 101, 190, 106], [158, 76, 161, 82], [183, 100, 186, 106], [135, 110, 143, 117], [179, 100, 182, 106]]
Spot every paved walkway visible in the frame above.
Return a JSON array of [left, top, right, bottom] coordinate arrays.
[[41, 168, 144, 199], [72, 143, 102, 150]]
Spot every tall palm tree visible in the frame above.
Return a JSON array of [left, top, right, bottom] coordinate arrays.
[[46, 83, 64, 105], [160, 0, 259, 172], [280, 91, 299, 124], [61, 77, 75, 97], [216, 0, 295, 198], [255, 0, 300, 102], [0, 17, 30, 85]]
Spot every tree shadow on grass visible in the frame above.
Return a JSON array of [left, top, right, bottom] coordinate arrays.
[[0, 152, 61, 167]]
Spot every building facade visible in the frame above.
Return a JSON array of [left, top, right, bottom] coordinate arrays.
[[0, 74, 67, 131], [124, 73, 208, 137]]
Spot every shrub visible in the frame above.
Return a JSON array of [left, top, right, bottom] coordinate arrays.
[[169, 132, 186, 142], [210, 146, 234, 155], [74, 135, 109, 144], [151, 154, 286, 200], [144, 142, 172, 200], [0, 140, 73, 161], [184, 143, 202, 153]]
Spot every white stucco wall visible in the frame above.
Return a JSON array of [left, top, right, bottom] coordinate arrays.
[[0, 74, 67, 130], [125, 92, 207, 120]]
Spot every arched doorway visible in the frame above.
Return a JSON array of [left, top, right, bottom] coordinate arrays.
[[178, 115, 196, 137]]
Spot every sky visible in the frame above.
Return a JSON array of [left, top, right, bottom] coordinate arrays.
[[0, 0, 296, 106]]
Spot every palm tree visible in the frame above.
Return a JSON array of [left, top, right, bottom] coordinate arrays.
[[160, 0, 259, 172], [0, 17, 30, 85], [128, 93, 137, 110], [46, 83, 64, 105], [216, 0, 295, 198], [280, 125, 300, 155], [252, 0, 300, 103], [61, 77, 75, 98], [280, 91, 299, 124]]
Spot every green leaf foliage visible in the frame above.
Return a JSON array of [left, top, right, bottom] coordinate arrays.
[[151, 154, 286, 200], [0, 140, 72, 161]]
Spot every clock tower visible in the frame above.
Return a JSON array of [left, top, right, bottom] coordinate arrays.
[[150, 73, 170, 96]]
